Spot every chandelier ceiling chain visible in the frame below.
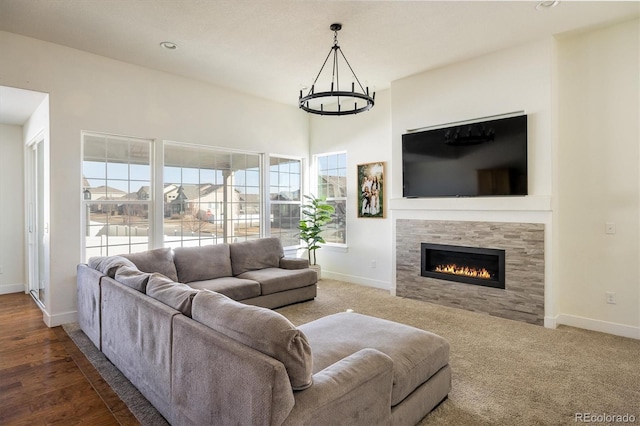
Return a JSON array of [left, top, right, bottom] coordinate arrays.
[[299, 23, 375, 116]]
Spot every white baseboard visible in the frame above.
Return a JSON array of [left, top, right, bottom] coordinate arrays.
[[321, 271, 390, 291], [544, 316, 557, 329], [43, 309, 78, 328], [0, 283, 25, 295], [555, 313, 639, 340]]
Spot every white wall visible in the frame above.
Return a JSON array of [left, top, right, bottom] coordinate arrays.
[[309, 89, 393, 289], [307, 39, 557, 304], [386, 21, 640, 338], [391, 38, 554, 200], [390, 39, 555, 324], [0, 124, 25, 294], [0, 30, 309, 325], [555, 19, 639, 338]]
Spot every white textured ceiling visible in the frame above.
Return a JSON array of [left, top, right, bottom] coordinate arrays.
[[0, 0, 638, 114]]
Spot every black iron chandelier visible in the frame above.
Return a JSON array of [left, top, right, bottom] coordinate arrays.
[[299, 23, 375, 116]]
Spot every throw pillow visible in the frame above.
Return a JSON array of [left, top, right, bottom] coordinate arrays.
[[192, 290, 313, 390], [114, 265, 151, 293], [229, 237, 284, 276], [146, 273, 199, 317], [88, 256, 136, 278], [122, 248, 179, 282], [173, 244, 233, 283]]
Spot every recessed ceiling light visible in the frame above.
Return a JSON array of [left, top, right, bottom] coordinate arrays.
[[160, 41, 178, 50], [535, 0, 560, 11]]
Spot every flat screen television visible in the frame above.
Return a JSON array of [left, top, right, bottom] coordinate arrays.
[[402, 114, 528, 198]]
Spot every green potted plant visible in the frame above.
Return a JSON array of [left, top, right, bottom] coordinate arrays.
[[298, 194, 335, 279]]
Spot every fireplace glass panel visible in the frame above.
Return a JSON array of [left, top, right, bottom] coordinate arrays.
[[421, 243, 505, 289]]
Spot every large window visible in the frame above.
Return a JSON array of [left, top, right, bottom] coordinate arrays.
[[163, 143, 262, 247], [82, 136, 290, 258], [316, 152, 347, 244], [82, 133, 152, 258], [269, 156, 302, 247]]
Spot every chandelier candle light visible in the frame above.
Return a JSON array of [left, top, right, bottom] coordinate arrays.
[[299, 23, 375, 116]]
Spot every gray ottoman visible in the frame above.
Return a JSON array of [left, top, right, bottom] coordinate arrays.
[[299, 312, 451, 425]]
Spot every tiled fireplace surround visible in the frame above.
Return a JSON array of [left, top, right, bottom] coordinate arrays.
[[395, 219, 545, 325]]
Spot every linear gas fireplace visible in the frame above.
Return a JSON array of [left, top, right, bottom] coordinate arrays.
[[421, 243, 505, 289]]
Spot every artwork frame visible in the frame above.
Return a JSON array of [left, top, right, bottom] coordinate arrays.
[[357, 162, 385, 218]]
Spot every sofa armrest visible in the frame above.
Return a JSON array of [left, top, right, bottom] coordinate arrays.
[[77, 264, 105, 350], [101, 277, 179, 422], [280, 257, 309, 270], [283, 348, 393, 426], [172, 316, 295, 426]]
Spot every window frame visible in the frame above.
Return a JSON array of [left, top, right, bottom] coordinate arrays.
[[267, 154, 303, 249], [81, 134, 309, 259], [313, 151, 347, 247], [162, 141, 264, 248], [81, 131, 154, 261]]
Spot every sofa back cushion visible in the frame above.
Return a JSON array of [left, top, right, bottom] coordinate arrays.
[[146, 273, 199, 317], [122, 248, 179, 282], [192, 290, 313, 390], [173, 244, 233, 283], [229, 237, 284, 276], [88, 255, 136, 278], [114, 266, 151, 293]]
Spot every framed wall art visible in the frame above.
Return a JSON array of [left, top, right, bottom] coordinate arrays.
[[357, 162, 385, 218]]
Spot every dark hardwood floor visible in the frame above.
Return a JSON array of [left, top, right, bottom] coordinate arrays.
[[0, 292, 138, 425]]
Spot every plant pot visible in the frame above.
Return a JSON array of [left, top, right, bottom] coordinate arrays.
[[310, 264, 321, 280]]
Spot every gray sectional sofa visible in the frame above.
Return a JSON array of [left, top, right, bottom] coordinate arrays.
[[76, 237, 451, 425], [78, 237, 317, 349]]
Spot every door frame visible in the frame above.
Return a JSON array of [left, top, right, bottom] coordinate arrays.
[[25, 131, 48, 309]]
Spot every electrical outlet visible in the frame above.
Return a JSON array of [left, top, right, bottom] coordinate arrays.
[[371, 260, 376, 269], [606, 292, 616, 304]]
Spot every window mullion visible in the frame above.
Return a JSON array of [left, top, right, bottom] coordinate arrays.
[[152, 139, 164, 249]]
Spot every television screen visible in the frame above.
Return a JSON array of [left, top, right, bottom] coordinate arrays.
[[402, 114, 528, 198]]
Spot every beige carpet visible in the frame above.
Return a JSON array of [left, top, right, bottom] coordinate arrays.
[[276, 280, 640, 426]]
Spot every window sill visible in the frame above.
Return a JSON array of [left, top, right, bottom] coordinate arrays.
[[283, 244, 348, 256], [320, 243, 348, 253]]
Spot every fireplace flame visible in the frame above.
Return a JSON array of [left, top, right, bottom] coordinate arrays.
[[434, 264, 492, 279]]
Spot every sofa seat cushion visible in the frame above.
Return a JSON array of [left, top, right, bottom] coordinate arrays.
[[229, 237, 284, 276], [299, 312, 450, 407], [123, 248, 179, 282], [173, 244, 233, 283], [187, 277, 261, 300], [146, 273, 199, 317], [192, 290, 313, 390], [237, 268, 318, 295], [279, 257, 309, 270]]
